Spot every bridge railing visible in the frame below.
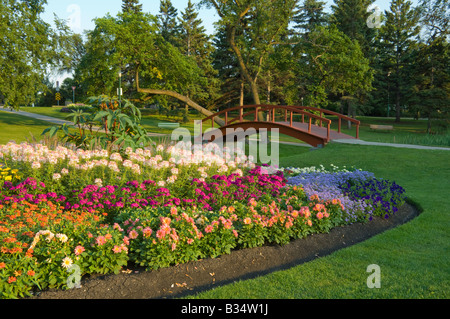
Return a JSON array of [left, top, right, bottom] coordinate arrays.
[[290, 105, 360, 139], [201, 104, 333, 141], [202, 104, 360, 140]]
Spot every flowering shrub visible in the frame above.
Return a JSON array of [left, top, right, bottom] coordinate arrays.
[[0, 165, 20, 184], [111, 186, 346, 270], [0, 200, 128, 298], [0, 142, 254, 194], [0, 142, 408, 299], [285, 165, 406, 222]]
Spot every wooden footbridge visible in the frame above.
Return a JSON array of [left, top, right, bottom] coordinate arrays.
[[199, 104, 360, 147]]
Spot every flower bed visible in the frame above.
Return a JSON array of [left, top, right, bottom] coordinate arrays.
[[0, 142, 406, 299]]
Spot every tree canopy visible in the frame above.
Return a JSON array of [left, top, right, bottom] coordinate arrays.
[[0, 0, 448, 130]]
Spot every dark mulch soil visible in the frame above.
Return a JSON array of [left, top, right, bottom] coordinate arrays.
[[31, 202, 420, 300]]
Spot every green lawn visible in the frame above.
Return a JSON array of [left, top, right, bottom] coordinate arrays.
[[19, 107, 449, 147], [188, 143, 450, 299], [0, 109, 449, 299], [0, 110, 58, 145]]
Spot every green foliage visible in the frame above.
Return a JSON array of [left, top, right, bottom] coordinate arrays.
[[42, 95, 151, 152], [293, 25, 373, 108]]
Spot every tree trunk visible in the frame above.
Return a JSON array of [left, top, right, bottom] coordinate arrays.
[[135, 68, 224, 126], [227, 25, 264, 121], [395, 88, 401, 123], [347, 100, 352, 129]]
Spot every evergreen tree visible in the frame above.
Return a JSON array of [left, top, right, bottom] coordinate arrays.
[[158, 0, 181, 46], [212, 25, 245, 108], [293, 0, 328, 36], [178, 0, 220, 110], [410, 38, 449, 132], [330, 0, 377, 55], [380, 0, 421, 122], [122, 0, 143, 14]]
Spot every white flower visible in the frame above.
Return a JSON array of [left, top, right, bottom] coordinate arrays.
[[61, 168, 69, 175], [156, 145, 164, 152], [31, 161, 41, 169], [123, 160, 133, 168], [56, 233, 68, 243], [95, 178, 103, 187], [167, 175, 177, 184], [61, 257, 73, 269], [157, 180, 166, 187], [132, 164, 141, 175], [52, 173, 62, 181], [171, 167, 179, 175]]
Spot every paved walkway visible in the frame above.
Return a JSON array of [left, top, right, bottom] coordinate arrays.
[[0, 107, 167, 137], [1, 107, 449, 150], [332, 138, 450, 151]]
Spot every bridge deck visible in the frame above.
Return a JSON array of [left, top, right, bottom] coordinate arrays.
[[278, 121, 356, 141]]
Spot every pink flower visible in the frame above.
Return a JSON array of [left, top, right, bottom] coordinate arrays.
[[316, 212, 324, 220], [143, 227, 153, 238], [129, 230, 139, 239], [243, 217, 252, 225], [96, 236, 106, 246], [112, 245, 122, 254], [74, 245, 85, 256], [205, 224, 214, 233]]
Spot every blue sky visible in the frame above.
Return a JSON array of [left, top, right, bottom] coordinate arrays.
[[41, 0, 219, 35], [41, 0, 418, 35]]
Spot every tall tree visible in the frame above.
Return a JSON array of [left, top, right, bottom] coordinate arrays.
[[0, 0, 72, 109], [122, 0, 143, 14], [293, 0, 328, 37], [410, 38, 449, 132], [212, 25, 246, 108], [200, 0, 298, 117], [330, 0, 377, 55], [293, 25, 373, 112], [178, 0, 220, 110], [380, 0, 421, 122], [158, 0, 181, 46], [418, 0, 449, 41]]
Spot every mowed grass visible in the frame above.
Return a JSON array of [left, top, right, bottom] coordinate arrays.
[[0, 109, 449, 299], [19, 107, 450, 147], [188, 143, 450, 299], [0, 111, 62, 145]]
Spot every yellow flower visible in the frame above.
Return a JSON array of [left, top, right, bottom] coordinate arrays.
[[61, 257, 73, 269]]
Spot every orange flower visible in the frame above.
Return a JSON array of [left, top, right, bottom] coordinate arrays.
[[27, 270, 35, 276], [8, 276, 17, 284]]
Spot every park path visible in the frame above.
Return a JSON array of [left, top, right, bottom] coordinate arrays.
[[0, 107, 448, 151], [0, 107, 166, 137]]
